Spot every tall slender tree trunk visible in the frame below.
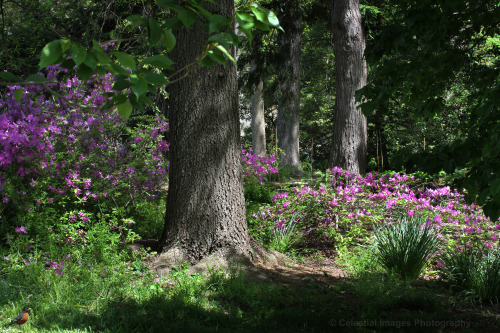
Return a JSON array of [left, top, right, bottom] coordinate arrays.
[[276, 3, 302, 171], [251, 79, 266, 156], [328, 0, 368, 174], [158, 1, 251, 266]]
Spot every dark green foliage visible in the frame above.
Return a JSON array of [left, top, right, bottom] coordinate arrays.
[[300, 21, 335, 168], [0, 0, 138, 77], [359, 0, 500, 220], [244, 180, 273, 204]]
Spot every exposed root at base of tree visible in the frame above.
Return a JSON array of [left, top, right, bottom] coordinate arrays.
[[152, 238, 290, 283]]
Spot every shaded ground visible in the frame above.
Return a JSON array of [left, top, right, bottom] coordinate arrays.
[[133, 239, 500, 332]]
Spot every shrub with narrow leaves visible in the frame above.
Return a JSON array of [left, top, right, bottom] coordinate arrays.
[[372, 216, 441, 281]]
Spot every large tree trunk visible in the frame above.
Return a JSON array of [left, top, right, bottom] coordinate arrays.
[[276, 3, 302, 171], [328, 0, 368, 174], [251, 79, 266, 156], [157, 1, 251, 267]]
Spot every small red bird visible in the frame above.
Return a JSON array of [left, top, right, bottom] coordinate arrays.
[[6, 307, 31, 327]]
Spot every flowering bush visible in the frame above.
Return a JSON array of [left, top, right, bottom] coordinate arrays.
[[241, 147, 279, 184], [0, 66, 168, 212], [249, 167, 500, 260], [0, 65, 168, 274]]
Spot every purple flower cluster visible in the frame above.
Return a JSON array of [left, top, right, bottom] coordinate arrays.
[[241, 148, 278, 184]]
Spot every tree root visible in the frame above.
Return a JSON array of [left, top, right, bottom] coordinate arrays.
[[152, 238, 290, 283]]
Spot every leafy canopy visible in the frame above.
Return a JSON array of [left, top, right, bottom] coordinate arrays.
[[1, 0, 282, 117]]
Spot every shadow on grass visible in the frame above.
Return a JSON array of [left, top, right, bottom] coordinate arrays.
[[31, 267, 500, 333]]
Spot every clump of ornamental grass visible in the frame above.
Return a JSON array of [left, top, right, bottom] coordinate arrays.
[[269, 213, 302, 253], [372, 216, 441, 282], [441, 247, 500, 304]]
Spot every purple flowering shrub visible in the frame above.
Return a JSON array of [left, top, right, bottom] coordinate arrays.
[[0, 66, 168, 212], [248, 167, 500, 262], [0, 65, 168, 274], [241, 147, 279, 184]]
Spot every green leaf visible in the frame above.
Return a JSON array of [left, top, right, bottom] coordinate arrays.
[[236, 12, 254, 26], [128, 93, 143, 111], [14, 89, 23, 102], [190, 3, 212, 20], [164, 17, 183, 30], [126, 15, 146, 30], [200, 56, 215, 67], [94, 51, 111, 65], [110, 63, 130, 76], [143, 55, 175, 69], [76, 64, 94, 80], [266, 10, 280, 27], [144, 73, 169, 85], [117, 101, 133, 119], [83, 52, 98, 70], [39, 40, 63, 69], [96, 66, 107, 76], [115, 74, 128, 81], [125, 14, 143, 22], [178, 9, 196, 28], [250, 7, 267, 24], [141, 95, 155, 105], [0, 71, 20, 81], [111, 94, 127, 105], [113, 79, 131, 90], [130, 77, 148, 99], [113, 51, 136, 70], [149, 18, 161, 45], [209, 14, 229, 33], [60, 39, 71, 53], [237, 26, 253, 43], [26, 74, 48, 82], [207, 50, 226, 65], [161, 29, 176, 51], [215, 45, 235, 63], [92, 40, 105, 53], [254, 20, 271, 32], [60, 58, 76, 70]]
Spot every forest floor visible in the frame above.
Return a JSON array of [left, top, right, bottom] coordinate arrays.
[[136, 239, 500, 332], [252, 257, 500, 332]]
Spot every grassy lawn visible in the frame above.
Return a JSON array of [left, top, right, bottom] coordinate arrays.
[[1, 255, 499, 332]]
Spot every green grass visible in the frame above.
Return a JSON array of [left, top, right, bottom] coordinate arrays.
[[2, 259, 499, 333]]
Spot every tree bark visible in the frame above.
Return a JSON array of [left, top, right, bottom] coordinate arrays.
[[276, 3, 302, 172], [328, 0, 368, 174], [158, 1, 250, 265], [250, 79, 266, 156]]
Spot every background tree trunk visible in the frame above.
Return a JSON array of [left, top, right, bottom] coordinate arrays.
[[159, 1, 250, 264], [328, 0, 368, 174], [251, 79, 266, 156], [276, 2, 302, 172]]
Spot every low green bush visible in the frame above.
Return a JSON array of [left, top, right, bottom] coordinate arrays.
[[244, 179, 274, 204]]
